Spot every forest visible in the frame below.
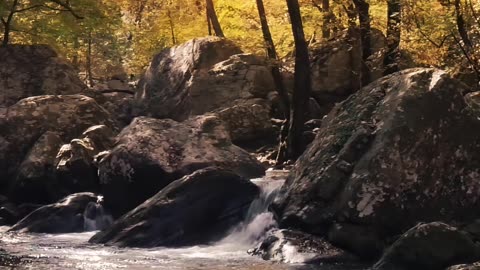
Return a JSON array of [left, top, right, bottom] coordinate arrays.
[[1, 0, 480, 270]]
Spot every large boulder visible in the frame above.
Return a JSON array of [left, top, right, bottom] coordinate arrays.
[[9, 131, 64, 204], [90, 168, 259, 247], [373, 222, 480, 270], [272, 68, 480, 257], [0, 95, 117, 191], [98, 115, 265, 216], [0, 45, 87, 108], [309, 28, 386, 115], [9, 192, 113, 233], [54, 125, 115, 197], [135, 37, 242, 120]]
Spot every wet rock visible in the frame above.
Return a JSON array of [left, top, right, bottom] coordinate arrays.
[[9, 192, 112, 233], [373, 222, 480, 270], [9, 132, 64, 204], [0, 95, 117, 188], [249, 229, 356, 264], [90, 168, 259, 247], [98, 115, 265, 216], [54, 125, 115, 197], [135, 37, 242, 120], [273, 68, 480, 257], [448, 262, 480, 270], [0, 45, 88, 108], [327, 223, 383, 259]]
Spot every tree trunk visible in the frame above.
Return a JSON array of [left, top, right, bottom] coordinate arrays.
[[454, 0, 473, 50], [1, 0, 19, 47], [167, 9, 176, 45], [352, 0, 372, 85], [322, 0, 331, 39], [282, 0, 312, 161], [384, 0, 402, 75], [205, 0, 224, 37], [256, 0, 290, 117], [206, 5, 212, 35], [86, 32, 94, 87]]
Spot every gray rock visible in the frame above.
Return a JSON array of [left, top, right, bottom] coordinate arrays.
[[10, 131, 64, 204], [9, 192, 113, 234], [90, 168, 259, 247], [0, 45, 87, 108], [373, 222, 480, 270], [98, 115, 265, 216], [0, 95, 117, 190], [273, 68, 480, 257], [135, 37, 242, 120]]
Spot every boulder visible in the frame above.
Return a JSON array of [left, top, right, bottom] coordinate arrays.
[[373, 222, 480, 270], [9, 131, 64, 204], [54, 125, 115, 197], [0, 95, 117, 189], [214, 99, 273, 143], [249, 229, 356, 264], [135, 37, 242, 120], [90, 168, 259, 247], [309, 28, 386, 115], [98, 115, 265, 216], [466, 91, 480, 117], [448, 263, 480, 270], [272, 68, 480, 257], [0, 45, 87, 108], [9, 192, 113, 233], [97, 92, 134, 127]]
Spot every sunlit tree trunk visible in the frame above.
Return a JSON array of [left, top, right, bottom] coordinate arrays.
[[205, 0, 224, 37], [384, 0, 402, 75], [281, 0, 312, 161], [167, 9, 176, 45]]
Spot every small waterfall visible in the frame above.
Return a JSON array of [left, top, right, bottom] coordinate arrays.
[[83, 196, 114, 231], [219, 174, 285, 246]]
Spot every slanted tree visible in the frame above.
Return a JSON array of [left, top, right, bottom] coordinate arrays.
[[205, 0, 224, 37], [280, 0, 312, 161], [384, 0, 402, 75]]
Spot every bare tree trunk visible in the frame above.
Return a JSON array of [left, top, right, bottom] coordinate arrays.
[[454, 0, 473, 50], [86, 32, 94, 87], [256, 0, 290, 116], [281, 0, 312, 161], [352, 0, 372, 85], [1, 0, 19, 47], [322, 0, 331, 38], [205, 0, 224, 37], [167, 9, 176, 45], [206, 5, 212, 35], [384, 0, 402, 75]]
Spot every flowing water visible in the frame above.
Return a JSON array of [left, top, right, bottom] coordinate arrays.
[[0, 171, 366, 270]]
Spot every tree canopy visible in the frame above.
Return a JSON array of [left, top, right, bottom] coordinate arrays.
[[1, 0, 478, 80]]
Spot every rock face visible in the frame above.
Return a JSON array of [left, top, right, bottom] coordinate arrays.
[[9, 132, 64, 204], [374, 222, 479, 270], [214, 99, 273, 143], [9, 192, 113, 233], [98, 115, 265, 216], [136, 38, 275, 142], [54, 125, 115, 197], [135, 37, 242, 120], [309, 28, 386, 114], [0, 95, 117, 199], [273, 68, 480, 256], [0, 45, 87, 108], [249, 229, 355, 264], [90, 168, 259, 247]]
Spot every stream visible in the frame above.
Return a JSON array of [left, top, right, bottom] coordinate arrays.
[[0, 172, 366, 270]]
